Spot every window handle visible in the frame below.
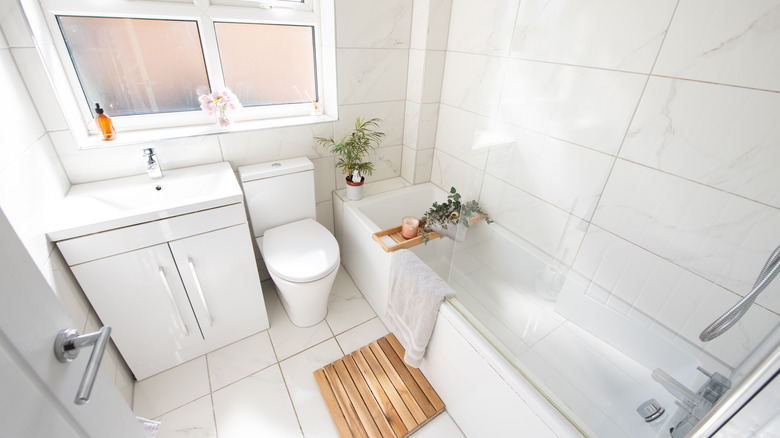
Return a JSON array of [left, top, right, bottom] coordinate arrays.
[[53, 326, 112, 405]]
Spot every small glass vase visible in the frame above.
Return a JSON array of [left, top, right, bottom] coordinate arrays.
[[216, 106, 232, 131]]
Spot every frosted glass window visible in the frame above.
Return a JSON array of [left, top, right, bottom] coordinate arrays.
[[214, 22, 317, 107], [57, 16, 209, 116]]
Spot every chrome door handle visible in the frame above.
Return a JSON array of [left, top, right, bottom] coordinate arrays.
[[53, 326, 112, 405], [188, 258, 213, 326], [158, 267, 189, 336]]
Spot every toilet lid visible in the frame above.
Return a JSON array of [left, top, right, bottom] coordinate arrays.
[[262, 218, 340, 282]]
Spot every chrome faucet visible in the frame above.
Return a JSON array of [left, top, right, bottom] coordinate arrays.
[[651, 367, 731, 437], [143, 147, 163, 179]]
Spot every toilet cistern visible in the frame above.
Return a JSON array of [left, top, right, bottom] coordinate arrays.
[[143, 147, 163, 179]]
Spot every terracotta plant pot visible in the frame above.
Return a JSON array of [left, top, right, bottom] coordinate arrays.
[[345, 176, 365, 201]]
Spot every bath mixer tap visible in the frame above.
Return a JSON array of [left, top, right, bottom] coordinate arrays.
[[651, 367, 731, 438], [143, 147, 163, 179]]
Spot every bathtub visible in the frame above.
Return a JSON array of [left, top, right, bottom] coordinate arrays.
[[333, 180, 703, 438]]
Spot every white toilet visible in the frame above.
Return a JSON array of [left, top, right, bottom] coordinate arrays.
[[238, 157, 340, 327]]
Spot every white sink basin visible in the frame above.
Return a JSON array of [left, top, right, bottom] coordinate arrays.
[[47, 162, 243, 241]]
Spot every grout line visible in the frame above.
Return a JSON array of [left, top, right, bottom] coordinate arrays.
[[204, 355, 220, 438], [610, 157, 780, 211], [578, 0, 683, 267], [441, 49, 780, 95], [581, 223, 779, 310], [276, 361, 306, 437]]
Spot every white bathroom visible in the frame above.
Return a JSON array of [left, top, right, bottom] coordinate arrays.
[[1, 0, 779, 437]]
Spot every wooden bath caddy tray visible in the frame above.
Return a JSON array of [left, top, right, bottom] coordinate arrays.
[[371, 227, 441, 252], [371, 214, 486, 253]]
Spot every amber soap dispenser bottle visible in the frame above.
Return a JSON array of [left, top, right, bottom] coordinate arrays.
[[94, 103, 116, 141]]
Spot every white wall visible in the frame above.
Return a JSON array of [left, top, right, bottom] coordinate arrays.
[[432, 0, 780, 373]]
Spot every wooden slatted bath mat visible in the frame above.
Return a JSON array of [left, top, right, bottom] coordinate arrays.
[[313, 333, 445, 438]]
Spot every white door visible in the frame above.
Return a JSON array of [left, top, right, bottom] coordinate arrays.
[[0, 207, 146, 438]]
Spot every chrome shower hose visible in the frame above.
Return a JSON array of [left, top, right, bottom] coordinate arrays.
[[699, 244, 780, 342]]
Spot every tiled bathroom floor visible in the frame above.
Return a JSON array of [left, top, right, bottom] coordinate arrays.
[[132, 266, 465, 438]]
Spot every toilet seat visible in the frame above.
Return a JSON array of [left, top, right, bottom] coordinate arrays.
[[262, 218, 340, 283]]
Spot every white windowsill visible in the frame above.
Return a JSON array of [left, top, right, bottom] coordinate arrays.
[[78, 113, 337, 149]]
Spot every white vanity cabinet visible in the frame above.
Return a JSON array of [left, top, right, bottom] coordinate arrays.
[[47, 163, 268, 380], [69, 242, 205, 377]]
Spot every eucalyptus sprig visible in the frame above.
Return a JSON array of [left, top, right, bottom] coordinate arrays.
[[420, 187, 493, 243]]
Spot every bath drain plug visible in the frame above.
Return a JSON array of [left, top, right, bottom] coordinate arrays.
[[637, 399, 665, 422]]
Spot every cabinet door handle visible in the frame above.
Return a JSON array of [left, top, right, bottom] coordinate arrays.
[[188, 258, 214, 327], [158, 267, 189, 337]]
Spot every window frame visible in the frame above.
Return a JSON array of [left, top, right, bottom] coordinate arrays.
[[33, 0, 336, 148]]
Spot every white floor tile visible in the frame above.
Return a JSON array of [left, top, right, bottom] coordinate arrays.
[[155, 395, 217, 438], [207, 331, 277, 390], [212, 365, 303, 438], [265, 281, 333, 361], [325, 266, 376, 334], [130, 269, 459, 438], [335, 317, 389, 355], [279, 339, 344, 438], [133, 357, 211, 420], [411, 411, 466, 438]]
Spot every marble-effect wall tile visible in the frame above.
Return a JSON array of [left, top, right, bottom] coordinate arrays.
[[416, 103, 439, 149], [11, 47, 68, 131], [403, 100, 421, 148], [479, 175, 586, 266], [0, 136, 68, 267], [51, 131, 223, 183], [0, 50, 45, 172], [435, 0, 780, 379], [593, 159, 780, 302], [334, 145, 402, 189], [573, 226, 780, 368], [426, 0, 453, 51], [510, 0, 676, 73], [337, 48, 409, 105], [421, 50, 446, 103], [409, 0, 430, 51], [401, 145, 415, 182], [413, 148, 434, 183], [434, 105, 491, 169], [485, 123, 613, 220], [219, 123, 333, 169], [440, 51, 506, 118], [312, 156, 336, 203], [429, 150, 486, 201], [497, 60, 646, 155], [654, 0, 780, 92], [621, 77, 780, 209], [447, 0, 520, 56], [335, 0, 413, 49], [0, 0, 35, 48], [335, 101, 406, 146], [406, 48, 425, 102]]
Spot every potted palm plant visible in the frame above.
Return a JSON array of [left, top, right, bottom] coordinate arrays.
[[315, 117, 385, 201]]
